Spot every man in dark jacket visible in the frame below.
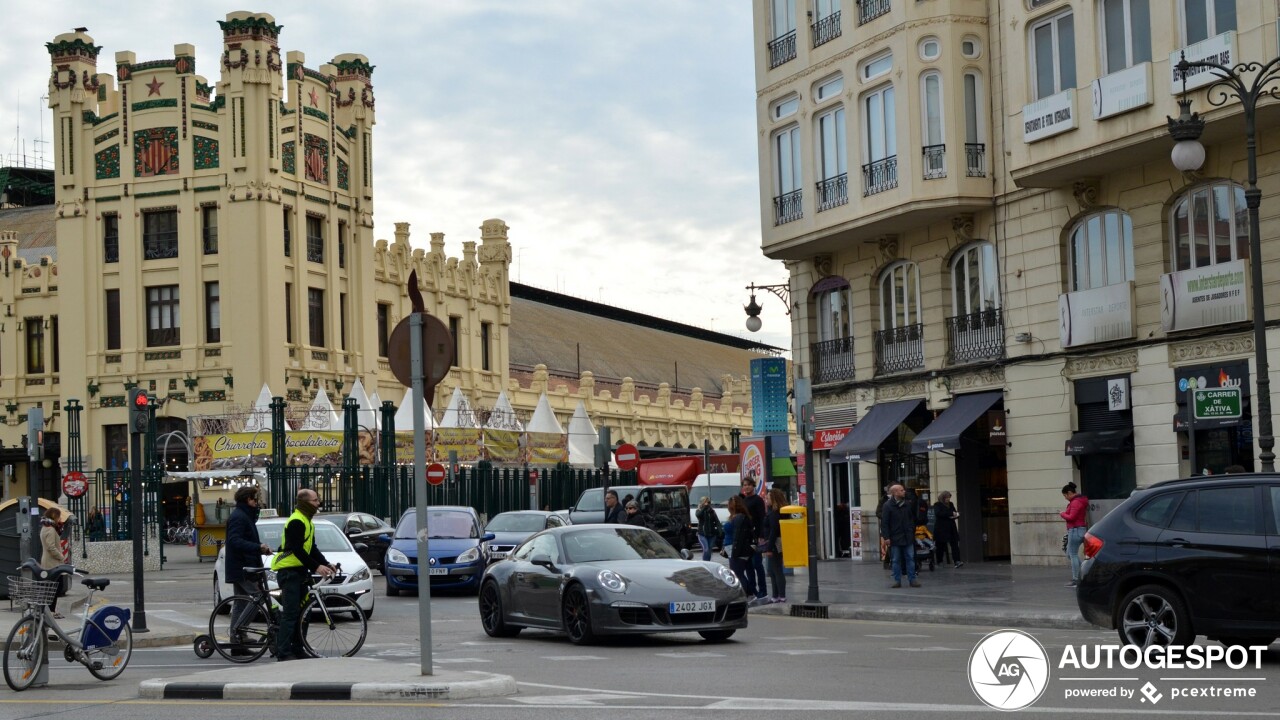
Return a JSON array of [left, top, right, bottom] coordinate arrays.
[[603, 489, 624, 524], [739, 476, 769, 601], [880, 484, 920, 588], [225, 486, 271, 641]]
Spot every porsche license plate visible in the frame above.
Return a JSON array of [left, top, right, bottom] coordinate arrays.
[[669, 600, 715, 614], [428, 568, 449, 576]]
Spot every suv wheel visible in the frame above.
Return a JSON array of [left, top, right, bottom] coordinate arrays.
[[1117, 585, 1192, 647]]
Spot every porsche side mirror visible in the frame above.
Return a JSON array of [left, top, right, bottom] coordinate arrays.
[[530, 553, 555, 569]]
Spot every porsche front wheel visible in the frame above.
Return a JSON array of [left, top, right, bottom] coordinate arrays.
[[561, 585, 596, 645]]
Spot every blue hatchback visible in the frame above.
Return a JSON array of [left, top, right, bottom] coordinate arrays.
[[384, 506, 495, 595]]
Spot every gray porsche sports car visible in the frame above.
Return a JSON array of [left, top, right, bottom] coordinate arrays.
[[477, 525, 748, 644]]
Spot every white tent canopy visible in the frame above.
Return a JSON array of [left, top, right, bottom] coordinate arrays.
[[566, 401, 597, 465], [439, 387, 477, 428], [345, 378, 377, 431], [485, 391, 523, 431], [302, 387, 341, 430], [392, 387, 435, 431], [241, 384, 274, 433], [526, 393, 564, 434], [369, 391, 383, 430]]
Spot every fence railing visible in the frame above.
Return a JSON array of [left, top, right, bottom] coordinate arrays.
[[874, 323, 924, 374], [922, 144, 946, 179], [812, 336, 856, 384], [946, 308, 1004, 365], [858, 0, 891, 25], [862, 156, 898, 196], [767, 30, 797, 69], [811, 11, 841, 47], [773, 189, 803, 225], [965, 143, 986, 177], [816, 173, 848, 212]]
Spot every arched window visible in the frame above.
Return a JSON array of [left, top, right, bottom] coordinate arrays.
[[816, 284, 853, 342], [1069, 209, 1135, 290], [921, 72, 945, 179], [951, 243, 1000, 316], [879, 261, 920, 329], [1170, 182, 1248, 271]]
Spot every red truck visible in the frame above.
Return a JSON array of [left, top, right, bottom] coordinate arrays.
[[635, 454, 740, 487]]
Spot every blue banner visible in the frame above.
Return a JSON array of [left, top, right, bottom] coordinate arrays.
[[751, 357, 789, 434]]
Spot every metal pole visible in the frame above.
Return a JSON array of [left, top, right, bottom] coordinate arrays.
[[410, 313, 432, 675], [1187, 387, 1197, 477], [129, 430, 148, 632], [1242, 105, 1274, 473], [803, 433, 820, 604]]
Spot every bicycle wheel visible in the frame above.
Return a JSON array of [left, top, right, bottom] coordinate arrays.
[[209, 595, 271, 663], [301, 594, 366, 658], [3, 616, 46, 692], [85, 620, 133, 681]]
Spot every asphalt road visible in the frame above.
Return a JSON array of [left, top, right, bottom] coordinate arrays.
[[4, 573, 1280, 719]]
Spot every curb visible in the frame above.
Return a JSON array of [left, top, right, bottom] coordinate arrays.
[[139, 673, 517, 701], [750, 603, 1095, 631], [133, 632, 199, 649]]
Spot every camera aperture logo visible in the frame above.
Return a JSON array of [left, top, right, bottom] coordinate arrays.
[[968, 629, 1050, 711]]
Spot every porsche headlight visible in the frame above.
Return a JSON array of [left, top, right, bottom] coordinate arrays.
[[457, 546, 482, 564], [714, 564, 740, 588], [348, 567, 370, 583], [597, 569, 628, 593], [387, 548, 409, 564]]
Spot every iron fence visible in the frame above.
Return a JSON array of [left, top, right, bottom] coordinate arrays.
[[946, 308, 1005, 365], [874, 323, 924, 374], [862, 156, 898, 196], [922, 144, 946, 179], [858, 0, 891, 25], [773, 189, 803, 225], [767, 30, 797, 69], [965, 143, 986, 177], [811, 11, 841, 47], [812, 336, 856, 384], [816, 173, 848, 212]]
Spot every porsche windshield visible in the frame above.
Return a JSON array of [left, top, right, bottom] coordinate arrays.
[[561, 528, 681, 563]]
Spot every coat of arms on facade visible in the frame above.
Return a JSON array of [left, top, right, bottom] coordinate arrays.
[[133, 127, 179, 177], [304, 133, 328, 183]]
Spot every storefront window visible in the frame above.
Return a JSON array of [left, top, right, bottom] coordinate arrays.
[[1174, 361, 1253, 475]]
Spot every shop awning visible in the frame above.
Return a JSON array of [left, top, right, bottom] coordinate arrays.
[[1065, 429, 1133, 456], [771, 458, 797, 477], [910, 391, 1003, 453], [829, 399, 922, 462]]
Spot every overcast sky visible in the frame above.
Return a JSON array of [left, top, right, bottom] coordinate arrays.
[[0, 2, 793, 351]]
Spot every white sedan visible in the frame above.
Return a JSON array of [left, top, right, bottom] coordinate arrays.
[[213, 518, 375, 617]]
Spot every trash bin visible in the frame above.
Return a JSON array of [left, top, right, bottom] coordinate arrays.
[[779, 505, 808, 569]]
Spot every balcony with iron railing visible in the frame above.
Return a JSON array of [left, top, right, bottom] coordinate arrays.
[[767, 30, 797, 69], [104, 235, 119, 264], [945, 308, 1004, 365], [812, 336, 855, 384], [922, 144, 946, 180], [816, 174, 848, 212], [203, 227, 218, 255], [773, 189, 803, 225], [874, 323, 924, 375], [858, 0, 890, 25], [811, 11, 841, 47], [862, 156, 897, 196], [146, 326, 181, 348], [965, 143, 986, 177], [307, 235, 324, 264], [143, 232, 178, 260]]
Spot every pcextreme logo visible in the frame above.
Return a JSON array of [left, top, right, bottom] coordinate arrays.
[[968, 629, 1050, 711]]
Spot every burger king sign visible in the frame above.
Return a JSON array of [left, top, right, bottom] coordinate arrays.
[[739, 438, 767, 490]]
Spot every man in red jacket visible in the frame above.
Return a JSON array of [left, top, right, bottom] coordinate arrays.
[[1060, 482, 1089, 587]]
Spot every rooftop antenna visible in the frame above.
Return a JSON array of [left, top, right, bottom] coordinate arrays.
[[36, 94, 49, 169]]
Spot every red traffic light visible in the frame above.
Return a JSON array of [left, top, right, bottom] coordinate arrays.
[[133, 391, 149, 407]]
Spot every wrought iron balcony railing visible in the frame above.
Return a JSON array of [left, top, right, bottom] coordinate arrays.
[[811, 11, 841, 47], [946, 308, 1004, 365], [816, 174, 848, 212], [858, 0, 890, 25], [862, 156, 898, 196], [812, 336, 855, 384], [147, 326, 181, 348], [965, 143, 986, 177], [767, 30, 797, 69], [143, 233, 179, 260], [922, 144, 946, 180], [203, 227, 218, 255], [874, 323, 924, 375], [104, 236, 119, 264], [773, 189, 803, 225]]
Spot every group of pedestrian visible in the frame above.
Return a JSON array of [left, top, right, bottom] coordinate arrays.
[[722, 476, 786, 605], [602, 489, 646, 527]]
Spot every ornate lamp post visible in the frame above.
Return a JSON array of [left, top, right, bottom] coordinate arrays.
[[1167, 52, 1280, 472], [743, 282, 791, 332]]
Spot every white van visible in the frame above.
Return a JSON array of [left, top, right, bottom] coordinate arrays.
[[687, 473, 740, 530]]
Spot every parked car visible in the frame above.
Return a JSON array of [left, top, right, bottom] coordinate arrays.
[[477, 524, 748, 644], [568, 485, 695, 550], [484, 511, 569, 562], [213, 517, 375, 617], [384, 506, 495, 595], [1077, 473, 1280, 648], [315, 511, 394, 573]]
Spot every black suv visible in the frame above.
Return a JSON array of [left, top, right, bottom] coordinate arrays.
[[1077, 473, 1280, 648], [569, 485, 694, 550]]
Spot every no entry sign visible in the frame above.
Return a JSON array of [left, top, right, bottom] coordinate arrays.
[[426, 463, 447, 486], [614, 443, 640, 471]]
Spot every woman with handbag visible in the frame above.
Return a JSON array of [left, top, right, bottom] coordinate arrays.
[[1061, 482, 1089, 587], [695, 496, 722, 561]]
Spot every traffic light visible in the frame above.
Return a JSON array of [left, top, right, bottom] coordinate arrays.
[[127, 388, 150, 434]]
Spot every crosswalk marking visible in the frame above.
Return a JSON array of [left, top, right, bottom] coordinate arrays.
[[760, 635, 825, 641], [433, 657, 491, 664], [654, 652, 726, 658], [866, 633, 930, 638]]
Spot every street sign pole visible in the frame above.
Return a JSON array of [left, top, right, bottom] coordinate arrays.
[[1187, 387, 1197, 476], [410, 312, 433, 675]]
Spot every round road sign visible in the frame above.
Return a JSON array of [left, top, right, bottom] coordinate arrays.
[[426, 463, 447, 486], [614, 443, 640, 471], [62, 471, 88, 498]]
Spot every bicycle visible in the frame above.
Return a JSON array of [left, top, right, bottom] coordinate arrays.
[[204, 565, 366, 663], [3, 560, 133, 691]]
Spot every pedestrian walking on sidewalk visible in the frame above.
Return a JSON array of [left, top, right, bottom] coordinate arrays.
[[739, 476, 769, 601], [761, 488, 787, 603], [271, 488, 336, 661], [880, 484, 920, 588], [1060, 482, 1089, 587], [724, 496, 758, 597], [225, 486, 272, 644], [39, 507, 69, 618], [875, 485, 892, 568], [932, 491, 963, 568], [695, 496, 722, 562]]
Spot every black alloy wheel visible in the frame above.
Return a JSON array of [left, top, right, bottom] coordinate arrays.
[[479, 581, 522, 638], [561, 585, 596, 645]]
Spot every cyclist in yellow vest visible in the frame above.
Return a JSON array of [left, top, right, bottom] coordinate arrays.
[[271, 488, 335, 661]]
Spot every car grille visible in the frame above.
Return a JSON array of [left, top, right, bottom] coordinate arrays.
[[490, 545, 516, 554], [723, 602, 748, 622], [437, 556, 458, 565], [616, 607, 655, 625], [660, 610, 718, 626]]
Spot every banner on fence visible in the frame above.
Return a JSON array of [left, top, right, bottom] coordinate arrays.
[[526, 431, 568, 465], [483, 429, 521, 463], [434, 428, 483, 463], [194, 431, 360, 470], [393, 431, 436, 464]]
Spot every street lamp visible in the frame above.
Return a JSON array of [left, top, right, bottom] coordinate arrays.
[[743, 282, 791, 332], [1167, 52, 1280, 473]]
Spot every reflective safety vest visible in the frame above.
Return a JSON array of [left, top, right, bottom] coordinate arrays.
[[270, 509, 314, 571]]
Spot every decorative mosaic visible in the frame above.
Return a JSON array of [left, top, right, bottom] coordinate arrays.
[[195, 81, 213, 100], [303, 133, 328, 184], [95, 195, 121, 203], [218, 15, 283, 39], [303, 105, 328, 122], [337, 157, 349, 190], [131, 59, 176, 72], [281, 187, 297, 196], [286, 389, 303, 402], [199, 390, 226, 402], [193, 185, 219, 193], [103, 354, 122, 363], [100, 395, 125, 408], [94, 128, 119, 145], [282, 141, 295, 174], [209, 96, 225, 112], [204, 348, 221, 357], [134, 189, 180, 199], [336, 202, 351, 211], [175, 55, 195, 74], [133, 127, 179, 176], [193, 135, 219, 170], [335, 142, 347, 156], [94, 144, 120, 179], [268, 101, 275, 159], [45, 37, 103, 60], [304, 194, 330, 205], [131, 99, 177, 112], [145, 350, 181, 361], [192, 120, 218, 132]]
